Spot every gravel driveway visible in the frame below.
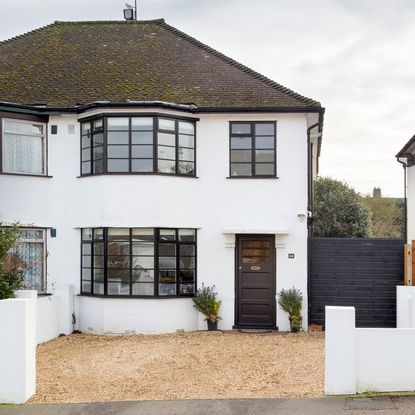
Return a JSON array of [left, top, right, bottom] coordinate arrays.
[[29, 331, 324, 404]]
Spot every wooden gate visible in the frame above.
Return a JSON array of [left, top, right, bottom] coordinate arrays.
[[309, 238, 404, 327]]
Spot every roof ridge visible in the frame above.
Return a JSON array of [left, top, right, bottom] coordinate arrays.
[[0, 19, 166, 45], [0, 22, 56, 46], [156, 20, 321, 107]]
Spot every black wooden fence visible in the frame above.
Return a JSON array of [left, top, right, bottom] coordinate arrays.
[[309, 238, 404, 327]]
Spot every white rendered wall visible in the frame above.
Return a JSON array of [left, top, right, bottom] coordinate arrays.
[[407, 165, 415, 243], [326, 305, 415, 395], [0, 298, 36, 404], [0, 109, 311, 333]]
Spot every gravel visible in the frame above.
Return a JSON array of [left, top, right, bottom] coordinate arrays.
[[29, 331, 324, 404]]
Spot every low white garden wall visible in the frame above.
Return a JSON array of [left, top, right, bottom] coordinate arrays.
[[325, 305, 415, 395], [0, 298, 36, 403], [396, 285, 415, 328]]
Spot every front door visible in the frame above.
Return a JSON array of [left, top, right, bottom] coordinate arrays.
[[235, 235, 276, 328]]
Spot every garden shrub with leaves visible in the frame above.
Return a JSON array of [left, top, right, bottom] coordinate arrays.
[[0, 223, 24, 300], [193, 284, 222, 322], [278, 287, 303, 332]]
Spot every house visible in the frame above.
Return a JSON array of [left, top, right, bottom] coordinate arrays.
[[0, 18, 324, 333], [397, 135, 415, 242]]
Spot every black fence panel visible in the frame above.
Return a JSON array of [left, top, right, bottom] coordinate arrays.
[[309, 238, 404, 328]]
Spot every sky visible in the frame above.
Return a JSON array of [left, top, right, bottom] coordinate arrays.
[[1, 0, 414, 197]]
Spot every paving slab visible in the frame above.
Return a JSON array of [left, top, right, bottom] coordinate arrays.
[[1, 396, 415, 415]]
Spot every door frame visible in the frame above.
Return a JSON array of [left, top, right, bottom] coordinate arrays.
[[234, 234, 277, 329]]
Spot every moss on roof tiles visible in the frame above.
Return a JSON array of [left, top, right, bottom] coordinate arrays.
[[0, 19, 322, 110]]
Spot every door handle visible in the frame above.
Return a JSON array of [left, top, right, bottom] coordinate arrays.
[[239, 266, 242, 270]]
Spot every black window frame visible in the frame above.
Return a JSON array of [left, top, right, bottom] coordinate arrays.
[[229, 121, 277, 178], [80, 114, 197, 178], [80, 227, 197, 298]]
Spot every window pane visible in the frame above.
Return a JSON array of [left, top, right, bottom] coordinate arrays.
[[132, 269, 154, 282], [3, 133, 44, 174], [178, 162, 194, 175], [108, 242, 129, 256], [231, 136, 251, 149], [94, 243, 104, 255], [94, 228, 104, 240], [93, 254, 104, 268], [159, 257, 176, 269], [82, 122, 91, 135], [178, 121, 194, 135], [107, 118, 129, 131], [82, 148, 91, 162], [82, 268, 91, 279], [158, 132, 175, 146], [180, 256, 195, 269], [81, 135, 91, 148], [131, 145, 153, 158], [82, 281, 92, 293], [107, 131, 129, 145], [178, 148, 194, 162], [231, 123, 251, 134], [180, 245, 195, 256], [93, 119, 103, 131], [132, 131, 153, 145], [255, 123, 275, 135], [178, 229, 195, 242], [158, 146, 175, 160], [93, 268, 104, 282], [131, 117, 153, 131], [82, 162, 91, 174], [179, 270, 195, 283], [159, 244, 176, 256], [93, 133, 104, 146], [179, 134, 194, 148], [255, 137, 274, 149], [157, 159, 176, 174], [82, 255, 91, 267], [131, 159, 153, 172], [108, 282, 130, 295], [159, 118, 175, 131], [82, 244, 92, 255], [231, 163, 252, 176], [231, 149, 251, 163], [108, 159, 129, 172], [180, 284, 194, 294], [82, 229, 93, 240], [4, 120, 44, 136], [132, 242, 154, 256], [108, 256, 130, 268], [93, 159, 103, 173], [108, 228, 130, 241], [132, 228, 154, 241], [160, 229, 176, 241], [159, 284, 177, 296], [108, 268, 130, 280], [107, 145, 129, 158], [94, 283, 104, 295], [132, 283, 154, 296], [132, 256, 154, 269], [255, 163, 274, 175], [255, 149, 275, 163], [93, 146, 103, 160]]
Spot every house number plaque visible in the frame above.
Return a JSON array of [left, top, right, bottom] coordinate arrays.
[[251, 266, 261, 271]]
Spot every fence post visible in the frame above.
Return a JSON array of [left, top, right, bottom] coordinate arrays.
[[404, 244, 412, 285], [325, 306, 356, 395]]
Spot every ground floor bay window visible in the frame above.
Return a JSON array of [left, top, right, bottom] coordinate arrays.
[[81, 228, 196, 297]]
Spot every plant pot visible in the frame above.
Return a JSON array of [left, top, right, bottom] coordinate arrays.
[[207, 320, 218, 331]]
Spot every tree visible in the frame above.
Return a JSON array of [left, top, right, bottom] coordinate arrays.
[[363, 197, 404, 238], [313, 177, 372, 238], [0, 223, 24, 299]]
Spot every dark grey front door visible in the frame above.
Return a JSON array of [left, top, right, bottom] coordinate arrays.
[[235, 235, 276, 328]]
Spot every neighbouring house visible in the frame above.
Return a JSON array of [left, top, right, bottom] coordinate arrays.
[[397, 135, 415, 242], [0, 18, 324, 333]]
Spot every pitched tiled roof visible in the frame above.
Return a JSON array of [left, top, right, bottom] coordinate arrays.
[[0, 19, 322, 111]]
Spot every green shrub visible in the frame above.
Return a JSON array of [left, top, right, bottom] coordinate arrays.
[[193, 284, 222, 322], [278, 287, 303, 332], [0, 224, 24, 300]]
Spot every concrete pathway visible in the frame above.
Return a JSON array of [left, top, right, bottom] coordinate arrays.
[[2, 396, 415, 415]]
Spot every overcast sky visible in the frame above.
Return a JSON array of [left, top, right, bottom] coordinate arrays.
[[1, 0, 414, 197]]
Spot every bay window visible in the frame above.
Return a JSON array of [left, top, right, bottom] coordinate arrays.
[[81, 228, 196, 297], [80, 116, 196, 176]]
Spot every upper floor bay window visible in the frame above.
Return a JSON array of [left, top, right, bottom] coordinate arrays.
[[81, 227, 196, 297], [1, 119, 47, 175], [80, 116, 196, 176], [8, 229, 47, 293], [229, 121, 276, 177]]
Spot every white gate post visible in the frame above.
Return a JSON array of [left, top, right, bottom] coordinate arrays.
[[325, 306, 356, 395]]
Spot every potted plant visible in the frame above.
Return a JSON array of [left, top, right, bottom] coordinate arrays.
[[193, 284, 222, 330], [277, 287, 303, 332]]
